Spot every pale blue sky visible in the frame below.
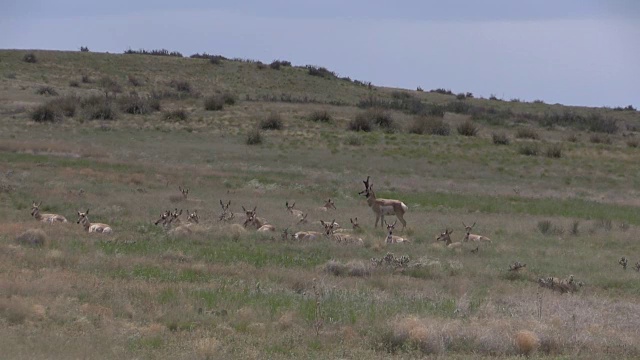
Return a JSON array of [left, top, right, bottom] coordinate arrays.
[[2, 1, 639, 107]]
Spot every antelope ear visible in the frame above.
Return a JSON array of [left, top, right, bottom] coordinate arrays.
[[242, 206, 247, 212], [220, 199, 224, 206]]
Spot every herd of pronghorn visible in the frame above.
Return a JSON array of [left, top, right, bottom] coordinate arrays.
[[30, 176, 609, 292]]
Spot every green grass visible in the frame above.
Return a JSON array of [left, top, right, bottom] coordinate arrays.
[[1, 49, 640, 359]]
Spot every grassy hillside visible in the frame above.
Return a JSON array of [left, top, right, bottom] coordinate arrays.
[[1, 49, 640, 359]]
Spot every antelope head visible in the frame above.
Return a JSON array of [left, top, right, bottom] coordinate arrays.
[[285, 201, 296, 212], [220, 199, 231, 212], [350, 217, 361, 230], [321, 220, 338, 236], [297, 213, 308, 225], [436, 228, 453, 242], [186, 209, 199, 224], [178, 186, 189, 199], [76, 209, 90, 224], [30, 201, 42, 217], [462, 221, 477, 233], [155, 210, 171, 225], [323, 198, 337, 210], [358, 176, 372, 197], [385, 220, 398, 234]]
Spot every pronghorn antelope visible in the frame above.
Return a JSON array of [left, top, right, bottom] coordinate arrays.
[[218, 200, 234, 222], [170, 186, 189, 203], [169, 208, 184, 226], [242, 207, 275, 232], [296, 213, 309, 225], [462, 222, 492, 243], [384, 220, 410, 244], [285, 201, 305, 218], [186, 209, 199, 224], [538, 275, 583, 293], [334, 217, 361, 233], [508, 261, 527, 272], [322, 220, 363, 245], [358, 176, 408, 230], [436, 229, 462, 249], [293, 229, 324, 241], [154, 210, 171, 228], [317, 198, 337, 212], [634, 262, 640, 272], [76, 209, 112, 234], [31, 201, 68, 223], [619, 257, 628, 270]]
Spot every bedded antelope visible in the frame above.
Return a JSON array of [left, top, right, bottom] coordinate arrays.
[[76, 209, 112, 234], [317, 198, 336, 212], [186, 210, 199, 224], [170, 186, 189, 203], [436, 229, 462, 249], [322, 220, 363, 245], [218, 200, 234, 222], [334, 217, 361, 234], [242, 207, 275, 232], [359, 176, 408, 230], [293, 229, 324, 241], [285, 201, 305, 218], [31, 201, 68, 223], [384, 220, 410, 244], [462, 222, 492, 243]]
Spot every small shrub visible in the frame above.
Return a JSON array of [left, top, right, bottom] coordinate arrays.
[[31, 103, 62, 122], [221, 92, 236, 105], [369, 109, 395, 130], [533, 99, 545, 104], [518, 143, 539, 156], [98, 76, 122, 98], [570, 220, 580, 236], [456, 93, 466, 100], [169, 79, 192, 94], [456, 120, 478, 136], [345, 134, 363, 146], [537, 220, 563, 235], [565, 133, 579, 143], [163, 109, 188, 121], [119, 94, 160, 115], [445, 101, 471, 114], [589, 133, 612, 144], [308, 110, 332, 123], [416, 86, 423, 92], [306, 65, 335, 78], [256, 62, 267, 70], [626, 139, 639, 148], [260, 112, 283, 130], [81, 74, 92, 83], [270, 60, 291, 70], [489, 94, 499, 101], [35, 86, 58, 96], [49, 96, 78, 117], [81, 96, 117, 120], [515, 127, 540, 140], [510, 98, 521, 103], [80, 46, 89, 52], [409, 116, 450, 136], [545, 144, 562, 158], [208, 55, 225, 65], [127, 74, 142, 87], [22, 53, 37, 63], [492, 132, 510, 145], [15, 229, 47, 247], [430, 88, 453, 95], [69, 80, 80, 87], [204, 95, 224, 111], [246, 129, 263, 145], [348, 114, 372, 132]]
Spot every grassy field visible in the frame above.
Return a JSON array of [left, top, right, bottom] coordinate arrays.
[[1, 49, 640, 359]]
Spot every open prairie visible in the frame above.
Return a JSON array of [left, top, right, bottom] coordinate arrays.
[[1, 49, 640, 359]]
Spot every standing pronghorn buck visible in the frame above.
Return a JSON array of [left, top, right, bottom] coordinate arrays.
[[462, 222, 492, 243], [321, 220, 364, 245], [384, 220, 410, 244], [358, 176, 408, 230], [76, 209, 112, 234], [31, 201, 68, 223]]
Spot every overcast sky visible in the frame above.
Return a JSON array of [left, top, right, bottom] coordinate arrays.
[[2, 1, 639, 107]]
